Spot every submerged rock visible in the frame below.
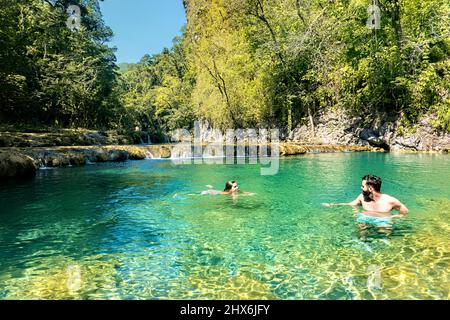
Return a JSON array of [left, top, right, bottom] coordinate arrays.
[[0, 151, 37, 179]]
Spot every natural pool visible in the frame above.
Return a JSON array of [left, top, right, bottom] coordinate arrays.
[[0, 152, 449, 299]]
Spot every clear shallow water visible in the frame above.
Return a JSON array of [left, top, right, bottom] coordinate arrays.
[[0, 152, 449, 300]]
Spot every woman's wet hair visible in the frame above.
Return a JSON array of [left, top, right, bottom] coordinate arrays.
[[224, 181, 237, 191], [362, 174, 382, 192]]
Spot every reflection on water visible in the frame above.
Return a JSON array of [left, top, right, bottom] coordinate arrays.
[[0, 153, 449, 299]]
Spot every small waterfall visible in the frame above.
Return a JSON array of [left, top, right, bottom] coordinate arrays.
[[202, 147, 213, 158], [39, 158, 52, 170], [144, 150, 154, 159], [139, 132, 151, 145], [169, 143, 194, 160], [170, 148, 191, 159], [168, 144, 266, 160], [144, 144, 274, 161]]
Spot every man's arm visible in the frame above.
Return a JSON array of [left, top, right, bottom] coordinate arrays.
[[349, 194, 363, 206], [391, 197, 409, 219], [322, 194, 362, 207]]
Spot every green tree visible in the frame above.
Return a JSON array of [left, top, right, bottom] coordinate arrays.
[[0, 0, 123, 129]]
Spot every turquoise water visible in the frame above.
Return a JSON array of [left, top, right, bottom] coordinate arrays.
[[0, 152, 449, 299]]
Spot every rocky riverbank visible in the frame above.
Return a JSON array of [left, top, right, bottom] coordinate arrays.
[[3, 111, 448, 180], [0, 145, 161, 178], [288, 110, 450, 152], [0, 142, 381, 179], [0, 129, 134, 148]]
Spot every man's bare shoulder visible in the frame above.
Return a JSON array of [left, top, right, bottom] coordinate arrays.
[[382, 194, 401, 204]]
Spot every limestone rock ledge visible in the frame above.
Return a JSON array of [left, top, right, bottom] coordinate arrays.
[[0, 143, 384, 179], [0, 151, 37, 179]]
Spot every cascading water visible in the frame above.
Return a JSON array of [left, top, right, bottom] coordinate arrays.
[[39, 158, 51, 170]]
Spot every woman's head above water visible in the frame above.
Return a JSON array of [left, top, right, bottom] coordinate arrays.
[[224, 181, 239, 193]]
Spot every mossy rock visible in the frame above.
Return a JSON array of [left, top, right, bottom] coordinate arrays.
[[160, 146, 172, 158], [68, 153, 87, 166], [0, 151, 37, 179], [349, 145, 373, 152], [0, 135, 14, 147], [107, 149, 128, 162], [46, 154, 70, 167], [92, 149, 109, 162], [279, 143, 307, 156], [0, 130, 132, 148], [126, 147, 147, 160]]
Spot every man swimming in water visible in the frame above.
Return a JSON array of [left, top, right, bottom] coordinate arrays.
[[322, 174, 409, 228]]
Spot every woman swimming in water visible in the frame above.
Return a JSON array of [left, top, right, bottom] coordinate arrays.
[[201, 181, 255, 196], [173, 181, 255, 198]]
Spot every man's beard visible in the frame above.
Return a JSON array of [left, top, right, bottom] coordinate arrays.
[[362, 191, 374, 202]]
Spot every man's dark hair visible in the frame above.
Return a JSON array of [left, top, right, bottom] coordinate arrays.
[[224, 181, 236, 191], [362, 175, 382, 192]]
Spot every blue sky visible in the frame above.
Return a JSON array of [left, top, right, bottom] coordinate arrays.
[[99, 0, 187, 64]]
